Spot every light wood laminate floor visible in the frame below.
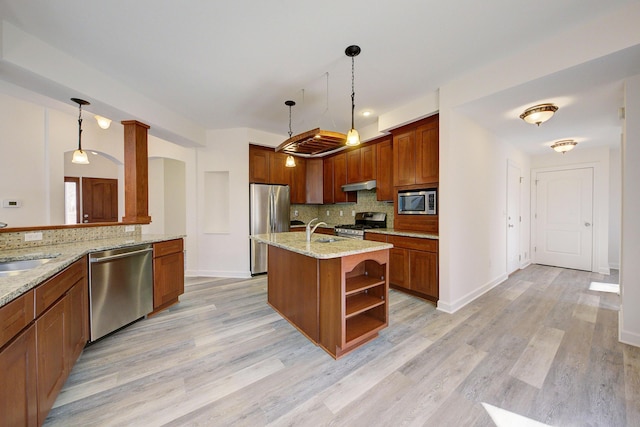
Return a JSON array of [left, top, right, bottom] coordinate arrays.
[[44, 265, 640, 426]]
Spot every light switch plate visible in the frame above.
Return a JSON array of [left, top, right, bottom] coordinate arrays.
[[125, 225, 135, 232], [25, 232, 43, 241]]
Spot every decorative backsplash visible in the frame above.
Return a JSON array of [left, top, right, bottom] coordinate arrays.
[[0, 224, 142, 251], [290, 190, 394, 228]]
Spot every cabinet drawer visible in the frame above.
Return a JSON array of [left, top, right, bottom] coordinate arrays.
[[364, 233, 387, 243], [387, 235, 437, 252], [35, 259, 86, 317], [154, 239, 184, 258], [0, 289, 35, 349]]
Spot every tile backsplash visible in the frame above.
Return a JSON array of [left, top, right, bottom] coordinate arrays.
[[0, 224, 142, 251], [290, 190, 394, 228]]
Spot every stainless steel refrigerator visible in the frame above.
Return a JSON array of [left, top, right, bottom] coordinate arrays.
[[250, 183, 290, 275]]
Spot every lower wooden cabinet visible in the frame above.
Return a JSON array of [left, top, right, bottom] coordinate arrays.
[[365, 233, 438, 302], [0, 324, 38, 427], [152, 239, 185, 313]]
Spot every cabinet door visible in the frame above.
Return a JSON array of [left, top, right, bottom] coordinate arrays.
[[323, 156, 334, 204], [333, 153, 355, 203], [389, 248, 410, 289], [415, 121, 439, 184], [306, 158, 323, 204], [269, 152, 290, 186], [393, 130, 416, 186], [360, 144, 376, 181], [346, 149, 362, 183], [37, 298, 68, 425], [249, 146, 270, 183], [409, 250, 438, 299], [66, 281, 88, 368], [154, 251, 185, 309], [0, 325, 38, 427], [290, 157, 306, 204], [375, 139, 393, 201]]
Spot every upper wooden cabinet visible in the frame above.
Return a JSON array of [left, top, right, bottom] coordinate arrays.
[[346, 144, 376, 184], [306, 159, 323, 204], [392, 114, 439, 186], [375, 138, 393, 201], [332, 153, 356, 203], [249, 144, 306, 204]]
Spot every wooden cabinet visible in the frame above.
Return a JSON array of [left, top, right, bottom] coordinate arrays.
[[249, 145, 271, 184], [375, 138, 393, 201], [323, 152, 356, 204], [152, 239, 185, 314], [392, 114, 439, 186], [0, 291, 37, 427], [346, 144, 376, 184], [365, 233, 438, 302], [305, 158, 323, 204], [33, 258, 88, 425], [249, 144, 306, 204]]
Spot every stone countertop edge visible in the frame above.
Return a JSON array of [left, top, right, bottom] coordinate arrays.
[[251, 232, 392, 260], [365, 228, 439, 239], [0, 234, 185, 309]]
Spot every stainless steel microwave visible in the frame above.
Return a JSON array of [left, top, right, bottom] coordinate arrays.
[[398, 189, 437, 215]]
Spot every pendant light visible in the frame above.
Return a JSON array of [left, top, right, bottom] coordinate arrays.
[[345, 45, 361, 146], [71, 98, 90, 164], [285, 100, 296, 167]]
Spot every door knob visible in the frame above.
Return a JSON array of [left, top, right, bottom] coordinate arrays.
[[508, 224, 514, 228], [585, 222, 591, 227]]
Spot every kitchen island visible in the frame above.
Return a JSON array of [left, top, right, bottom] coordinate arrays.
[[251, 232, 392, 359]]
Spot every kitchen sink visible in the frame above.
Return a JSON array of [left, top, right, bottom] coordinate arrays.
[[315, 237, 343, 243], [0, 256, 58, 277]]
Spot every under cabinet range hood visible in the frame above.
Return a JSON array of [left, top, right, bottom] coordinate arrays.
[[341, 180, 376, 192]]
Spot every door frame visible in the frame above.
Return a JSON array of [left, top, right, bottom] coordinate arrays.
[[506, 160, 522, 275], [531, 162, 606, 274]]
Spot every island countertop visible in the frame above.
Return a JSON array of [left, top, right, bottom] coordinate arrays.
[[0, 234, 184, 309], [251, 232, 392, 259]]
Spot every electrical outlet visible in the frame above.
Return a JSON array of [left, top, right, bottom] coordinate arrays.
[[125, 225, 135, 232], [352, 210, 356, 217], [339, 210, 343, 216], [24, 232, 43, 242], [326, 210, 330, 216], [294, 210, 299, 217]]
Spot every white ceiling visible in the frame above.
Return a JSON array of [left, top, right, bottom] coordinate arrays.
[[0, 0, 638, 154]]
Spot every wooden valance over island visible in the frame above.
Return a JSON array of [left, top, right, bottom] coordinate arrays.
[[250, 232, 392, 359]]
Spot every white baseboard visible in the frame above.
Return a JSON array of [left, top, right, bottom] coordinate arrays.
[[609, 262, 620, 270], [437, 273, 508, 314], [185, 269, 251, 278], [598, 266, 611, 275]]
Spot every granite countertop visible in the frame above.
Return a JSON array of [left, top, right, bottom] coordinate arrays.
[[251, 232, 392, 259], [0, 234, 184, 309], [365, 228, 439, 240]]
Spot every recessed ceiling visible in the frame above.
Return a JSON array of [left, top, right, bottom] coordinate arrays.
[[0, 0, 637, 151]]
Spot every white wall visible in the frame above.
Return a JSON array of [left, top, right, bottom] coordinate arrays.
[[609, 146, 621, 269], [620, 75, 640, 347], [531, 146, 612, 275]]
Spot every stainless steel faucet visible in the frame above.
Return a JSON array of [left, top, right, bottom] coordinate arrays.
[[0, 222, 7, 228], [306, 218, 327, 242]]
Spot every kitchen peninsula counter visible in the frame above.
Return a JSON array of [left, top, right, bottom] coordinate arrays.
[[0, 234, 184, 308], [250, 232, 392, 359]]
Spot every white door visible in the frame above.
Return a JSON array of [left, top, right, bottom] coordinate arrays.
[[535, 168, 593, 271], [507, 162, 521, 274]]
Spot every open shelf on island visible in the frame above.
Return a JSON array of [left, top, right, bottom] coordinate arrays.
[[345, 313, 387, 344], [346, 292, 385, 318], [345, 274, 385, 295]]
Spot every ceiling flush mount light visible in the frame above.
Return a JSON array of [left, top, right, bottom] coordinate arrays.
[[284, 100, 296, 167], [551, 139, 577, 154], [520, 103, 558, 126], [345, 45, 361, 146], [94, 115, 111, 129], [71, 97, 90, 164]]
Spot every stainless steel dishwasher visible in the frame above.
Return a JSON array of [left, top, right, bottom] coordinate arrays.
[[89, 244, 153, 341]]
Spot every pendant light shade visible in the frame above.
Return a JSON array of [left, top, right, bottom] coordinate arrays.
[[94, 115, 112, 129], [284, 100, 296, 167], [345, 45, 361, 146], [71, 98, 90, 164]]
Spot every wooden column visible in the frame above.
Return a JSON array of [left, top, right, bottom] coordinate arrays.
[[121, 120, 151, 223]]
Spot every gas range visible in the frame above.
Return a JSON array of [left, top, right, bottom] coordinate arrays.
[[334, 212, 387, 239]]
